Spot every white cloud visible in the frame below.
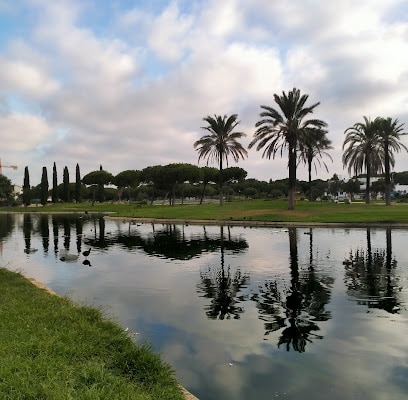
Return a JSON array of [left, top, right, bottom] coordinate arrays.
[[0, 112, 53, 152], [0, 58, 60, 98], [1, 0, 408, 185], [147, 2, 193, 63]]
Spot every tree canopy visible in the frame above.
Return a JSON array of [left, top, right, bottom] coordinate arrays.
[[249, 88, 328, 209], [194, 114, 248, 205]]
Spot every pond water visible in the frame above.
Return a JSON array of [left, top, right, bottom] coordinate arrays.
[[1, 213, 408, 400]]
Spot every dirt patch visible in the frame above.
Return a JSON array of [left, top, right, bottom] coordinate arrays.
[[27, 277, 59, 296]]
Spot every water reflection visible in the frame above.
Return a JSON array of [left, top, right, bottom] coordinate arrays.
[[343, 227, 401, 313], [0, 213, 13, 255], [39, 214, 49, 253], [1, 213, 408, 400], [100, 221, 249, 260], [252, 227, 333, 352], [23, 213, 37, 254], [197, 226, 250, 320]]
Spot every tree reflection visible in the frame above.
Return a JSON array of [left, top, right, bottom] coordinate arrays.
[[253, 227, 333, 352], [343, 228, 400, 313], [0, 214, 13, 239], [112, 223, 248, 260], [84, 217, 111, 250], [50, 214, 84, 256], [52, 216, 59, 255], [197, 226, 250, 320], [23, 213, 37, 254], [39, 214, 49, 253], [76, 217, 83, 254], [63, 218, 71, 251], [0, 214, 13, 255]]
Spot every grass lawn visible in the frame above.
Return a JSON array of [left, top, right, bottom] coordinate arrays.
[[3, 199, 408, 224], [0, 268, 184, 400]]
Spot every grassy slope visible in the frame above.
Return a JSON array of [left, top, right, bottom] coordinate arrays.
[[0, 268, 183, 400], [3, 199, 408, 223]]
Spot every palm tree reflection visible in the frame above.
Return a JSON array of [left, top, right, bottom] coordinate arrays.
[[343, 228, 400, 313], [253, 228, 333, 352], [197, 226, 250, 320]]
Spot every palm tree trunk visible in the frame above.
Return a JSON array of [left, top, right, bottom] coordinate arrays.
[[200, 182, 207, 204], [384, 141, 391, 206], [308, 157, 312, 202], [288, 145, 297, 210], [219, 158, 224, 206], [365, 159, 371, 204]]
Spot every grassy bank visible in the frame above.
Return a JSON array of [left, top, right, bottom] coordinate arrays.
[[0, 268, 183, 400], [2, 199, 408, 224]]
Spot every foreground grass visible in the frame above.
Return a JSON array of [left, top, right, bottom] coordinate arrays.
[[0, 268, 183, 400], [3, 199, 408, 224]]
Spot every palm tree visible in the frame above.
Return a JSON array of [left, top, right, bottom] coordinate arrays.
[[378, 117, 407, 206], [194, 114, 248, 205], [249, 88, 327, 210], [299, 127, 332, 201], [343, 117, 384, 204]]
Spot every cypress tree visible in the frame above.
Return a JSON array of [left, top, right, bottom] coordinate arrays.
[[63, 166, 70, 202], [75, 163, 82, 203], [22, 166, 31, 207], [40, 166, 49, 206], [52, 162, 58, 203]]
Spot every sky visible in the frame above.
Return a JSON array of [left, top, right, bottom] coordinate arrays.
[[1, 0, 408, 186]]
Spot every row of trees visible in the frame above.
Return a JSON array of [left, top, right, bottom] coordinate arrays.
[[22, 163, 83, 207], [4, 88, 407, 208], [343, 117, 407, 205], [193, 88, 407, 209], [19, 162, 249, 207], [13, 158, 408, 208]]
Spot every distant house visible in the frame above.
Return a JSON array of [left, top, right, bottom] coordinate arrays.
[[392, 184, 408, 198], [13, 185, 22, 199], [356, 176, 383, 191]]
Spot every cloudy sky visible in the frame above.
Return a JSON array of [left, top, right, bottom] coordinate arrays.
[[1, 0, 408, 186]]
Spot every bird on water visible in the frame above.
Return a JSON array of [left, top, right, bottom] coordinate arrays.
[[82, 248, 91, 257]]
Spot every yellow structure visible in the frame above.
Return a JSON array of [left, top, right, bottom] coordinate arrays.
[[0, 158, 18, 175]]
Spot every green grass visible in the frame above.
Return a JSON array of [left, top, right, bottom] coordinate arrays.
[[0, 268, 184, 400], [2, 199, 408, 224]]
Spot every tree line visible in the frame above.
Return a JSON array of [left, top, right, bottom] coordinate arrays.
[[2, 87, 408, 208], [3, 161, 407, 208], [194, 88, 407, 209]]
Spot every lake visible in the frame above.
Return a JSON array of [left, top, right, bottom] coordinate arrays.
[[1, 213, 408, 400]]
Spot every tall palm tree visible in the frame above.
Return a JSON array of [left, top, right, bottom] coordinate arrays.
[[194, 114, 248, 205], [343, 117, 384, 204], [249, 88, 327, 210], [299, 127, 332, 201], [378, 117, 407, 206]]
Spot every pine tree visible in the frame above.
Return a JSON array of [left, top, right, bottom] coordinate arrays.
[[40, 166, 49, 206], [52, 162, 58, 203], [22, 166, 31, 207], [75, 163, 82, 203]]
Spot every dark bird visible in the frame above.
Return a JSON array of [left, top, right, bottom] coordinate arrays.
[[82, 259, 92, 267], [82, 248, 91, 257]]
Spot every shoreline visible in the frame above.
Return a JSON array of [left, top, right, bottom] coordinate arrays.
[[3, 210, 408, 228], [105, 216, 408, 229], [26, 276, 198, 400]]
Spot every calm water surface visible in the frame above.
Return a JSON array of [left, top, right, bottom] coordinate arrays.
[[1, 213, 408, 400]]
